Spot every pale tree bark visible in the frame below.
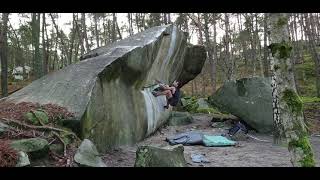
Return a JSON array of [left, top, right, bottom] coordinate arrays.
[[50, 13, 69, 67], [116, 18, 122, 40], [112, 13, 117, 42], [127, 13, 134, 36], [255, 14, 264, 77], [263, 13, 270, 77], [68, 13, 76, 65], [81, 13, 90, 52], [224, 13, 234, 81], [0, 13, 9, 97], [93, 14, 100, 48], [32, 13, 42, 79], [204, 13, 217, 95], [163, 13, 167, 25], [75, 14, 85, 56], [269, 13, 315, 167], [42, 13, 48, 75]]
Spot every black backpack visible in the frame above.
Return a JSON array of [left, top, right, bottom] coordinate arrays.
[[228, 121, 248, 136]]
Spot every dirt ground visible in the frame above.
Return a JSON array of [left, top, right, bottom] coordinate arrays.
[[101, 113, 320, 167]]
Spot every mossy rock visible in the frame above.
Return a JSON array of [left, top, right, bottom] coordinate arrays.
[[74, 139, 107, 167], [0, 122, 9, 135], [196, 107, 221, 114], [168, 111, 193, 126], [15, 151, 30, 167], [134, 144, 187, 167], [10, 138, 49, 160], [49, 143, 64, 155], [25, 110, 49, 125], [211, 113, 239, 122]]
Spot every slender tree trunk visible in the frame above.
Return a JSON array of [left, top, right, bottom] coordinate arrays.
[[0, 13, 9, 97], [68, 13, 76, 65], [44, 18, 50, 73], [263, 13, 270, 77], [224, 13, 233, 81], [32, 13, 42, 79], [81, 13, 90, 52], [204, 13, 216, 95], [163, 13, 168, 25], [50, 14, 69, 66], [42, 13, 48, 75], [128, 13, 134, 36], [112, 13, 117, 42], [116, 20, 122, 40], [94, 14, 100, 48], [76, 14, 85, 56], [269, 13, 315, 167]]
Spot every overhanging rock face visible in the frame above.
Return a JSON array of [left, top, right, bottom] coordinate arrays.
[[3, 25, 206, 151]]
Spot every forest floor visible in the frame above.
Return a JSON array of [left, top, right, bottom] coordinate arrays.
[[101, 113, 320, 167]]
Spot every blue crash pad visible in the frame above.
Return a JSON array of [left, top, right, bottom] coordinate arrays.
[[203, 135, 236, 147]]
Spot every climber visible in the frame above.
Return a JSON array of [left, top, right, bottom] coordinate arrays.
[[152, 80, 181, 109]]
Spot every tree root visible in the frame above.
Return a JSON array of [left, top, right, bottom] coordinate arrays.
[[0, 117, 81, 142]]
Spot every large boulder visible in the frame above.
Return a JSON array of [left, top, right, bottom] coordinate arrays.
[[134, 144, 187, 167], [208, 77, 273, 133], [1, 25, 206, 151]]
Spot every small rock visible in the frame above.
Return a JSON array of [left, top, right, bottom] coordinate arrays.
[[74, 139, 106, 167], [134, 144, 187, 167], [191, 154, 210, 163], [10, 138, 49, 159], [168, 111, 193, 126], [229, 130, 248, 141], [0, 122, 9, 135], [211, 122, 225, 128], [49, 143, 64, 155], [16, 151, 30, 167]]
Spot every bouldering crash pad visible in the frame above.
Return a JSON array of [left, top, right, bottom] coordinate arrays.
[[203, 135, 236, 147], [166, 131, 236, 147]]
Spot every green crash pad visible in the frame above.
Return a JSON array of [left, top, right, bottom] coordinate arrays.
[[203, 135, 236, 147]]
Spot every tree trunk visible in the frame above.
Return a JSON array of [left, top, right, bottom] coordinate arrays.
[[94, 14, 100, 48], [68, 13, 76, 65], [163, 13, 168, 25], [42, 13, 48, 75], [263, 13, 270, 77], [268, 13, 315, 167], [203, 13, 217, 95], [224, 13, 233, 81], [111, 13, 117, 42], [128, 13, 134, 36], [50, 13, 69, 67], [0, 13, 9, 97], [116, 19, 122, 40], [81, 13, 90, 52], [32, 13, 42, 79]]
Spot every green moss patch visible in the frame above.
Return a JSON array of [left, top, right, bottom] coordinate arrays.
[[282, 89, 303, 115], [269, 41, 293, 59], [288, 136, 315, 167]]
